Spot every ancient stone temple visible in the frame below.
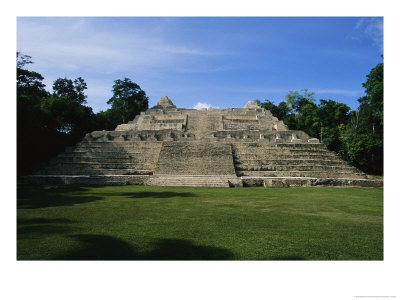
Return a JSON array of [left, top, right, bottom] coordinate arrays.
[[26, 97, 382, 187]]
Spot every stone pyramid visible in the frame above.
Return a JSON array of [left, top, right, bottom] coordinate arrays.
[[25, 97, 382, 187]]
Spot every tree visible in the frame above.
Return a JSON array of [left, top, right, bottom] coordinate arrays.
[[283, 89, 319, 138], [258, 99, 291, 120], [17, 52, 33, 69], [285, 89, 315, 113], [17, 53, 99, 174], [40, 95, 95, 138], [17, 52, 49, 103], [338, 60, 384, 175], [361, 63, 383, 116], [17, 55, 150, 174], [359, 62, 383, 134], [52, 77, 88, 104], [94, 109, 120, 131], [317, 99, 350, 151], [107, 78, 149, 125], [17, 53, 51, 174]]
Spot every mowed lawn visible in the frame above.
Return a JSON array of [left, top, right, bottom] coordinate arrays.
[[17, 185, 383, 260]]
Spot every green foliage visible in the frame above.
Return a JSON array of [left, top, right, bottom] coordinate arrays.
[[17, 53, 96, 174], [259, 90, 320, 139], [52, 77, 88, 104], [337, 60, 383, 175], [94, 109, 120, 131], [338, 129, 382, 174], [259, 99, 291, 120], [285, 88, 315, 112], [282, 89, 320, 138], [257, 60, 383, 175], [17, 53, 52, 174], [317, 99, 350, 151], [17, 53, 49, 103], [361, 62, 383, 125], [16, 53, 150, 175], [40, 96, 95, 138], [318, 99, 350, 127], [107, 78, 149, 125]]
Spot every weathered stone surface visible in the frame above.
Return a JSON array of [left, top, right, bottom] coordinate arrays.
[[22, 96, 382, 188], [154, 141, 236, 175], [155, 96, 176, 108], [244, 100, 260, 108]]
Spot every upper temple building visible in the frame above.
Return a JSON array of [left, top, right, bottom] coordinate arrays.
[[114, 96, 293, 141], [24, 96, 382, 188]]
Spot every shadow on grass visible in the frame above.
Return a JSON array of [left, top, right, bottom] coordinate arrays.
[[17, 217, 76, 238], [17, 218, 305, 260], [143, 238, 233, 260], [112, 191, 196, 199], [18, 217, 75, 225], [267, 255, 306, 260], [17, 187, 197, 209], [53, 235, 234, 260], [17, 187, 104, 209]]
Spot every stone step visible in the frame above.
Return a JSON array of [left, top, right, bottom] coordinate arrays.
[[234, 159, 349, 166], [241, 176, 383, 188], [77, 140, 162, 144], [235, 164, 357, 172], [19, 175, 149, 186], [237, 170, 367, 179], [19, 174, 383, 188], [71, 142, 162, 151], [276, 143, 326, 148], [232, 145, 326, 150], [233, 149, 335, 155], [48, 162, 156, 169], [147, 176, 232, 187], [233, 154, 339, 161], [154, 141, 236, 176], [77, 141, 162, 146], [71, 147, 162, 153], [234, 155, 339, 161], [232, 142, 327, 149], [54, 156, 158, 163], [36, 168, 153, 176], [60, 152, 159, 159]]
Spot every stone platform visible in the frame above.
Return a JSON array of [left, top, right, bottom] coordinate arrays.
[[20, 97, 383, 188]]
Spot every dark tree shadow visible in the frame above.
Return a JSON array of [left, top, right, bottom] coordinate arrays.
[[17, 187, 196, 209], [111, 191, 196, 199], [18, 217, 75, 225], [53, 235, 234, 260], [267, 255, 306, 260], [143, 238, 234, 260], [54, 234, 140, 260], [17, 218, 76, 239], [17, 187, 103, 209]]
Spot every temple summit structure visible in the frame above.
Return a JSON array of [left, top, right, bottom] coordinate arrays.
[[25, 97, 382, 187]]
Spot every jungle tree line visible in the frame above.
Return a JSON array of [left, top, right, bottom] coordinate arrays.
[[255, 60, 383, 175], [17, 53, 383, 176], [17, 53, 148, 175]]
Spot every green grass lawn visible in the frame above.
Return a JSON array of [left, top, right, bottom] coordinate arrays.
[[17, 185, 383, 260]]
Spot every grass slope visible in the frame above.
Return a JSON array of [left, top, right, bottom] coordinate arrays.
[[17, 185, 383, 260]]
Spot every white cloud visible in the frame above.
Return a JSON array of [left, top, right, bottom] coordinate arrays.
[[353, 17, 383, 51], [354, 18, 365, 30], [193, 102, 219, 110], [17, 17, 231, 77]]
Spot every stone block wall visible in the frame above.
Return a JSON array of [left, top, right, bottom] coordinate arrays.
[[154, 141, 236, 175]]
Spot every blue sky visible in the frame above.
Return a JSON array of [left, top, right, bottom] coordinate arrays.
[[17, 17, 383, 112]]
